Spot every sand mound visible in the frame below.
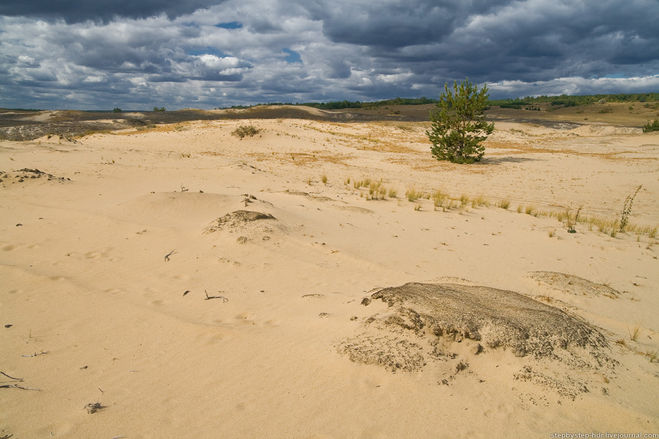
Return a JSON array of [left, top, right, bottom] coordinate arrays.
[[530, 271, 621, 299], [204, 209, 280, 239], [571, 125, 641, 136], [206, 210, 276, 231], [341, 283, 615, 396], [0, 168, 70, 186]]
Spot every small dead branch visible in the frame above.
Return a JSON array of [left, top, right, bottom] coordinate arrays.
[[0, 384, 41, 391], [183, 290, 190, 296], [204, 290, 229, 302], [164, 249, 176, 262], [0, 371, 22, 381], [22, 350, 48, 358], [0, 371, 40, 391]]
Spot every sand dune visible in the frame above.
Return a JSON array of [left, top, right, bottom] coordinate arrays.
[[1, 118, 658, 438]]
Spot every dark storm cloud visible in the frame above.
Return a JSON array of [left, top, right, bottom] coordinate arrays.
[[310, 0, 659, 84], [0, 0, 225, 22], [306, 0, 507, 48], [0, 0, 657, 110]]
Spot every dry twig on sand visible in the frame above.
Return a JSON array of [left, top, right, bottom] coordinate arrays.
[[204, 290, 229, 302], [0, 371, 40, 391], [21, 350, 48, 358], [164, 249, 176, 262]]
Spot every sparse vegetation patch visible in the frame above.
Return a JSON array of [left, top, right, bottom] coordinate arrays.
[[642, 119, 659, 132], [232, 125, 261, 139]]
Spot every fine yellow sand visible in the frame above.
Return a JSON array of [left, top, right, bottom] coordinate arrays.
[[1, 118, 658, 438]]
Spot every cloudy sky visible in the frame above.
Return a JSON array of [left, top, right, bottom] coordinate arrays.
[[1, 0, 658, 110]]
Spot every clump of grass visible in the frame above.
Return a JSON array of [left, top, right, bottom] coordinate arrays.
[[368, 180, 387, 200], [548, 229, 555, 238], [471, 195, 489, 208], [414, 204, 422, 211], [497, 199, 510, 209], [516, 205, 523, 213], [459, 194, 470, 207], [232, 125, 261, 139], [388, 188, 397, 198], [628, 326, 640, 342], [321, 175, 328, 184], [406, 187, 423, 202], [524, 205, 536, 216], [353, 178, 371, 189], [344, 177, 351, 185], [619, 185, 642, 232], [432, 190, 448, 209]]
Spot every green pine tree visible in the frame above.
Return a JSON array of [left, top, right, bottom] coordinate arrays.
[[427, 79, 494, 163]]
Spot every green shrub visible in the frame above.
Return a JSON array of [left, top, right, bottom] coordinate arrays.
[[232, 125, 261, 139], [642, 119, 659, 132]]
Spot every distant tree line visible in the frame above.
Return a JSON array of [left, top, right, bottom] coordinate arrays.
[[219, 97, 437, 110], [488, 93, 659, 109], [216, 93, 658, 111]]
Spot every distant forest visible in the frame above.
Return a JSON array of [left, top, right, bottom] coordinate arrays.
[[224, 93, 659, 110]]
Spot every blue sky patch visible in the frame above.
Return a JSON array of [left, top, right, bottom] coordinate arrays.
[[215, 21, 243, 29], [283, 48, 302, 64]]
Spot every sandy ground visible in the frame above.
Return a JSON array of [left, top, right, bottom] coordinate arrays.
[[1, 118, 658, 438]]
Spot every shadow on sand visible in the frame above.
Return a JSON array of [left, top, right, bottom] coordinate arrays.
[[481, 155, 538, 165]]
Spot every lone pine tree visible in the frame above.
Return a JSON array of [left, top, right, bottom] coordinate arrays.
[[427, 79, 494, 163]]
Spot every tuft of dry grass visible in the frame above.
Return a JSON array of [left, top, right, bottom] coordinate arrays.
[[353, 178, 371, 189], [471, 195, 489, 208], [644, 350, 658, 363], [368, 180, 387, 200], [432, 190, 448, 209], [497, 199, 510, 209], [629, 326, 640, 342], [406, 187, 423, 202]]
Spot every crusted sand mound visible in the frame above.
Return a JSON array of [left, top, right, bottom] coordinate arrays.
[[203, 209, 283, 244], [529, 271, 621, 298], [0, 168, 71, 186], [341, 283, 615, 396], [206, 210, 276, 232]]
